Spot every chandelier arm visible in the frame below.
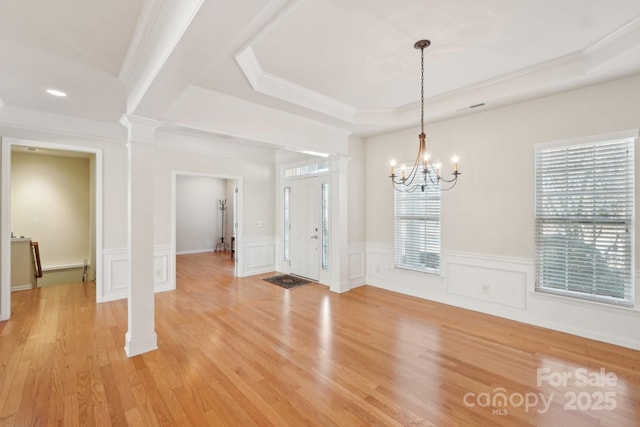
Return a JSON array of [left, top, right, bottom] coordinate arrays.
[[440, 179, 459, 191], [438, 172, 461, 184], [427, 170, 440, 186], [423, 159, 441, 186]]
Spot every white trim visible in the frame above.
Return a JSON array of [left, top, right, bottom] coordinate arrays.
[[171, 171, 243, 287], [101, 244, 179, 301], [42, 263, 86, 272], [236, 46, 357, 122], [101, 248, 129, 302], [118, 0, 164, 82], [238, 236, 275, 277], [0, 105, 125, 143], [11, 284, 32, 292], [534, 128, 639, 150], [348, 243, 366, 289], [1, 139, 11, 321], [124, 331, 158, 358], [176, 249, 215, 255], [0, 138, 104, 316], [154, 244, 173, 293]]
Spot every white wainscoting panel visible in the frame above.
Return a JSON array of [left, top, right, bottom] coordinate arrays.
[[238, 236, 275, 277], [446, 255, 527, 310], [154, 244, 174, 292], [101, 248, 129, 302], [101, 245, 176, 302], [366, 244, 392, 285]]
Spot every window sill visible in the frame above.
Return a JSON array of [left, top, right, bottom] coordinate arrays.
[[529, 290, 639, 315], [393, 266, 444, 280]]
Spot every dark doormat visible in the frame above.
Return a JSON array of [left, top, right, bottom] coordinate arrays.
[[263, 274, 311, 289]]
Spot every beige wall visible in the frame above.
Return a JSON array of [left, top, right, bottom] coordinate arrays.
[[11, 152, 91, 270], [367, 72, 640, 266]]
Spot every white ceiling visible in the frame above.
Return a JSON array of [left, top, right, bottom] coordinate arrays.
[[1, 0, 639, 140]]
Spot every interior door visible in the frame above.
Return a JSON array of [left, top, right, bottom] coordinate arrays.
[[289, 177, 319, 281]]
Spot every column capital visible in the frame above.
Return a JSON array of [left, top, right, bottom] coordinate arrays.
[[119, 114, 162, 144]]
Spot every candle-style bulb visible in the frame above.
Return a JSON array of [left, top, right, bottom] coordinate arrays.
[[451, 155, 459, 173]]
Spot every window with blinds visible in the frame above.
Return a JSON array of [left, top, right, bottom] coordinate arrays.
[[394, 174, 441, 273], [535, 137, 635, 306]]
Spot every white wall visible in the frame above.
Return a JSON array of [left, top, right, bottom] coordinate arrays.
[[11, 151, 91, 269], [153, 131, 276, 278], [176, 175, 226, 254], [366, 72, 640, 350], [153, 131, 276, 243]]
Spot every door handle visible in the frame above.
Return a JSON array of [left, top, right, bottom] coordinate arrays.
[[310, 235, 318, 239]]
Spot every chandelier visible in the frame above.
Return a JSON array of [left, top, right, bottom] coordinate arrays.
[[390, 40, 461, 192]]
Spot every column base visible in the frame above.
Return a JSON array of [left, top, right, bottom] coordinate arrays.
[[124, 331, 158, 357]]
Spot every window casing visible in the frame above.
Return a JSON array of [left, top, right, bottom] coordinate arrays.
[[535, 137, 635, 307], [283, 187, 290, 262], [394, 172, 441, 273], [321, 183, 329, 270]]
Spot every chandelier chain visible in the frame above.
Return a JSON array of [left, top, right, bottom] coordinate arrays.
[[420, 45, 424, 134]]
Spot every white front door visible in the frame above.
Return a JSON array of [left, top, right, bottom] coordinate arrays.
[[289, 177, 319, 281]]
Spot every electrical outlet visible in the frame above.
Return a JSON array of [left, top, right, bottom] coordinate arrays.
[[482, 285, 490, 294]]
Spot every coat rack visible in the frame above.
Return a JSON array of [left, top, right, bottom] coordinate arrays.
[[215, 199, 229, 252]]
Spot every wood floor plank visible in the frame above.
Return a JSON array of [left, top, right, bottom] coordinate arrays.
[[1, 250, 639, 425]]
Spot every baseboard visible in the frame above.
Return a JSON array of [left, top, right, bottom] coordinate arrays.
[[176, 248, 215, 255]]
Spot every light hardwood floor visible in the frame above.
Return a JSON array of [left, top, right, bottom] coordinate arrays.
[[1, 251, 639, 426]]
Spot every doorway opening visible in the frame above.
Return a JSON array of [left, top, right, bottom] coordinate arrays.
[[281, 161, 331, 284], [1, 138, 103, 321], [172, 172, 241, 287], [288, 176, 320, 281]]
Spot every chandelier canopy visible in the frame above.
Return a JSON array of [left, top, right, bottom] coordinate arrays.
[[389, 40, 461, 192]]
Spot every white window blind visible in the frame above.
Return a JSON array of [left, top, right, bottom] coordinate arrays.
[[535, 138, 634, 306], [394, 176, 441, 273]]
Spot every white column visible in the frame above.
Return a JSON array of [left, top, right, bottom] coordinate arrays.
[[329, 155, 350, 293], [0, 137, 10, 321], [120, 115, 161, 357]]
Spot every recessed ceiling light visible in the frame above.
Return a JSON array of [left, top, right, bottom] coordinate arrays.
[[46, 89, 67, 97]]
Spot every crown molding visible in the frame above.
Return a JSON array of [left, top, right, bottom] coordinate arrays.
[[235, 13, 640, 130], [120, 0, 206, 114], [236, 46, 358, 122], [118, 0, 164, 83], [0, 105, 125, 143]]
